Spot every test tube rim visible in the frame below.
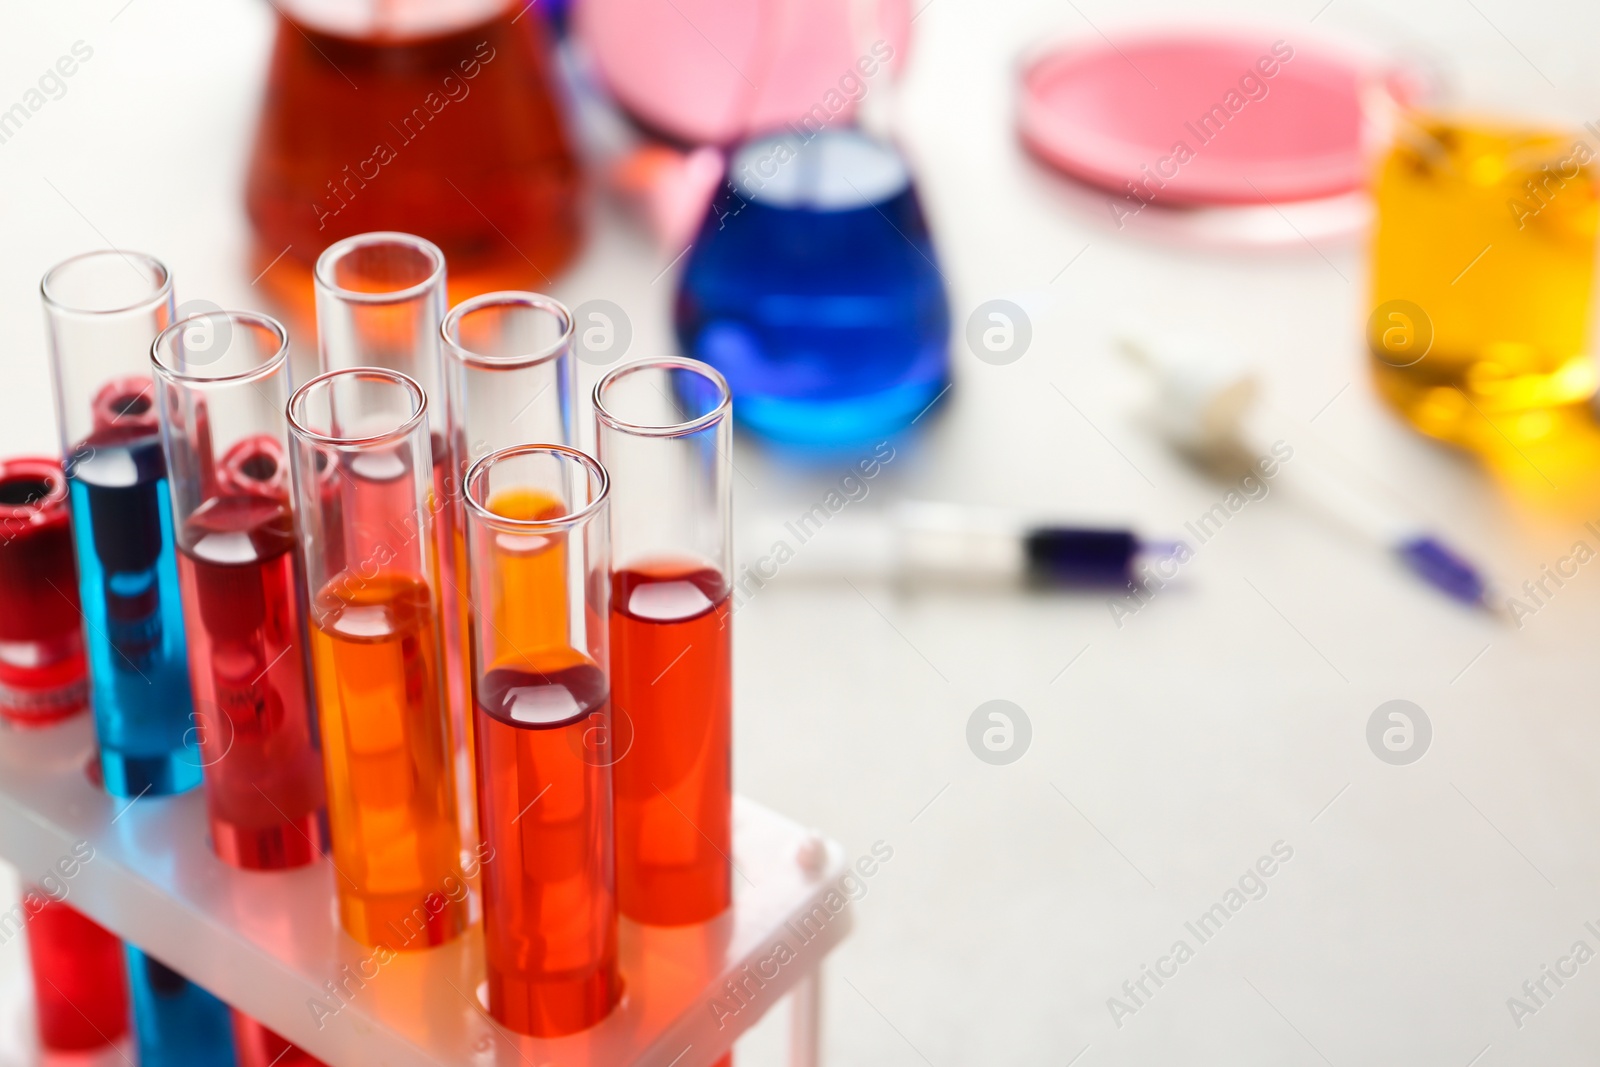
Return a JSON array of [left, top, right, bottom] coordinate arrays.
[[439, 291, 574, 371], [286, 366, 429, 449], [0, 457, 69, 521], [149, 310, 290, 388], [592, 356, 732, 439], [463, 443, 610, 535], [313, 231, 447, 308], [40, 250, 172, 317]]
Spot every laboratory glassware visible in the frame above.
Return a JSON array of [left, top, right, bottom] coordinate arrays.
[[0, 458, 87, 727], [232, 1013, 328, 1067], [464, 443, 620, 1035], [576, 0, 909, 145], [125, 946, 237, 1067], [41, 250, 198, 796], [288, 367, 468, 948], [1368, 94, 1599, 446], [440, 292, 575, 485], [674, 127, 949, 445], [245, 0, 580, 319], [440, 290, 575, 702], [25, 898, 129, 1052], [315, 233, 476, 842], [594, 357, 733, 924], [152, 310, 327, 869]]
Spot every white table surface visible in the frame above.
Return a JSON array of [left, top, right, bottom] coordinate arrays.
[[7, 0, 1600, 1064]]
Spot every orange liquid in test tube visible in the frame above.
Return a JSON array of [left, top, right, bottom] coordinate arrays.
[[310, 571, 468, 948], [483, 488, 569, 649]]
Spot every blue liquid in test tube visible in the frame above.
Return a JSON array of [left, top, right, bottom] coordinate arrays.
[[126, 946, 238, 1067], [68, 432, 199, 796], [41, 251, 200, 796], [674, 126, 950, 446]]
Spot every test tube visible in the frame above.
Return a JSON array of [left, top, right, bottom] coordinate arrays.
[[0, 458, 87, 726], [440, 293, 576, 732], [314, 233, 474, 835], [231, 1012, 328, 1067], [593, 358, 733, 924], [440, 293, 575, 469], [125, 946, 236, 1067], [0, 466, 126, 1051], [41, 251, 198, 795], [151, 311, 327, 869], [464, 444, 620, 1035], [24, 898, 129, 1052], [287, 367, 468, 948]]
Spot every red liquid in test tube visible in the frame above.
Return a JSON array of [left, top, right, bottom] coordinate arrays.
[[0, 458, 88, 726], [463, 445, 620, 1036], [153, 314, 328, 869], [0, 460, 129, 1052], [475, 657, 619, 1035], [176, 487, 325, 867], [594, 358, 735, 927], [610, 563, 732, 921], [232, 1010, 329, 1067], [25, 898, 130, 1051]]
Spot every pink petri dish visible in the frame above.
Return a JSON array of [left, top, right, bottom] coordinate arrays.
[[1019, 31, 1380, 206]]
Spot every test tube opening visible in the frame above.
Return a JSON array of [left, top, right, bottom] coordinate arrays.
[[442, 292, 573, 368], [312, 233, 448, 440], [0, 458, 86, 728], [315, 231, 445, 303], [593, 356, 732, 438], [151, 311, 289, 385], [464, 444, 608, 532], [0, 468, 64, 510], [287, 366, 428, 447], [41, 250, 171, 316]]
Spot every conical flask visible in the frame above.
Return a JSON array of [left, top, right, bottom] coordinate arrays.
[[245, 0, 582, 324]]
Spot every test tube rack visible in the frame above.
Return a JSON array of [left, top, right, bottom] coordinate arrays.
[[0, 714, 848, 1067]]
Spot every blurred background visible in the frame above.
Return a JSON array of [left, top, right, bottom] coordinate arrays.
[[8, 0, 1600, 1062]]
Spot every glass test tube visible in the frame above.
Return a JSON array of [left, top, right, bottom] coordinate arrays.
[[287, 368, 468, 948], [464, 445, 620, 1036], [441, 292, 575, 719], [0, 457, 88, 726], [41, 251, 199, 796], [25, 898, 129, 1052], [152, 311, 328, 869], [594, 358, 733, 925], [125, 946, 237, 1067], [440, 293, 575, 471], [232, 1011, 328, 1067], [0, 468, 126, 1053], [314, 233, 475, 840]]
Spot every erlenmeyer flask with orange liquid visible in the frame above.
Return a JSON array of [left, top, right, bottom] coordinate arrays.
[[245, 0, 581, 325]]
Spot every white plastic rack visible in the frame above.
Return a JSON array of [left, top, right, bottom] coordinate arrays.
[[0, 715, 850, 1066]]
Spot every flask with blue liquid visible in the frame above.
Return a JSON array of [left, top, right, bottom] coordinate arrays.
[[674, 127, 950, 446]]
